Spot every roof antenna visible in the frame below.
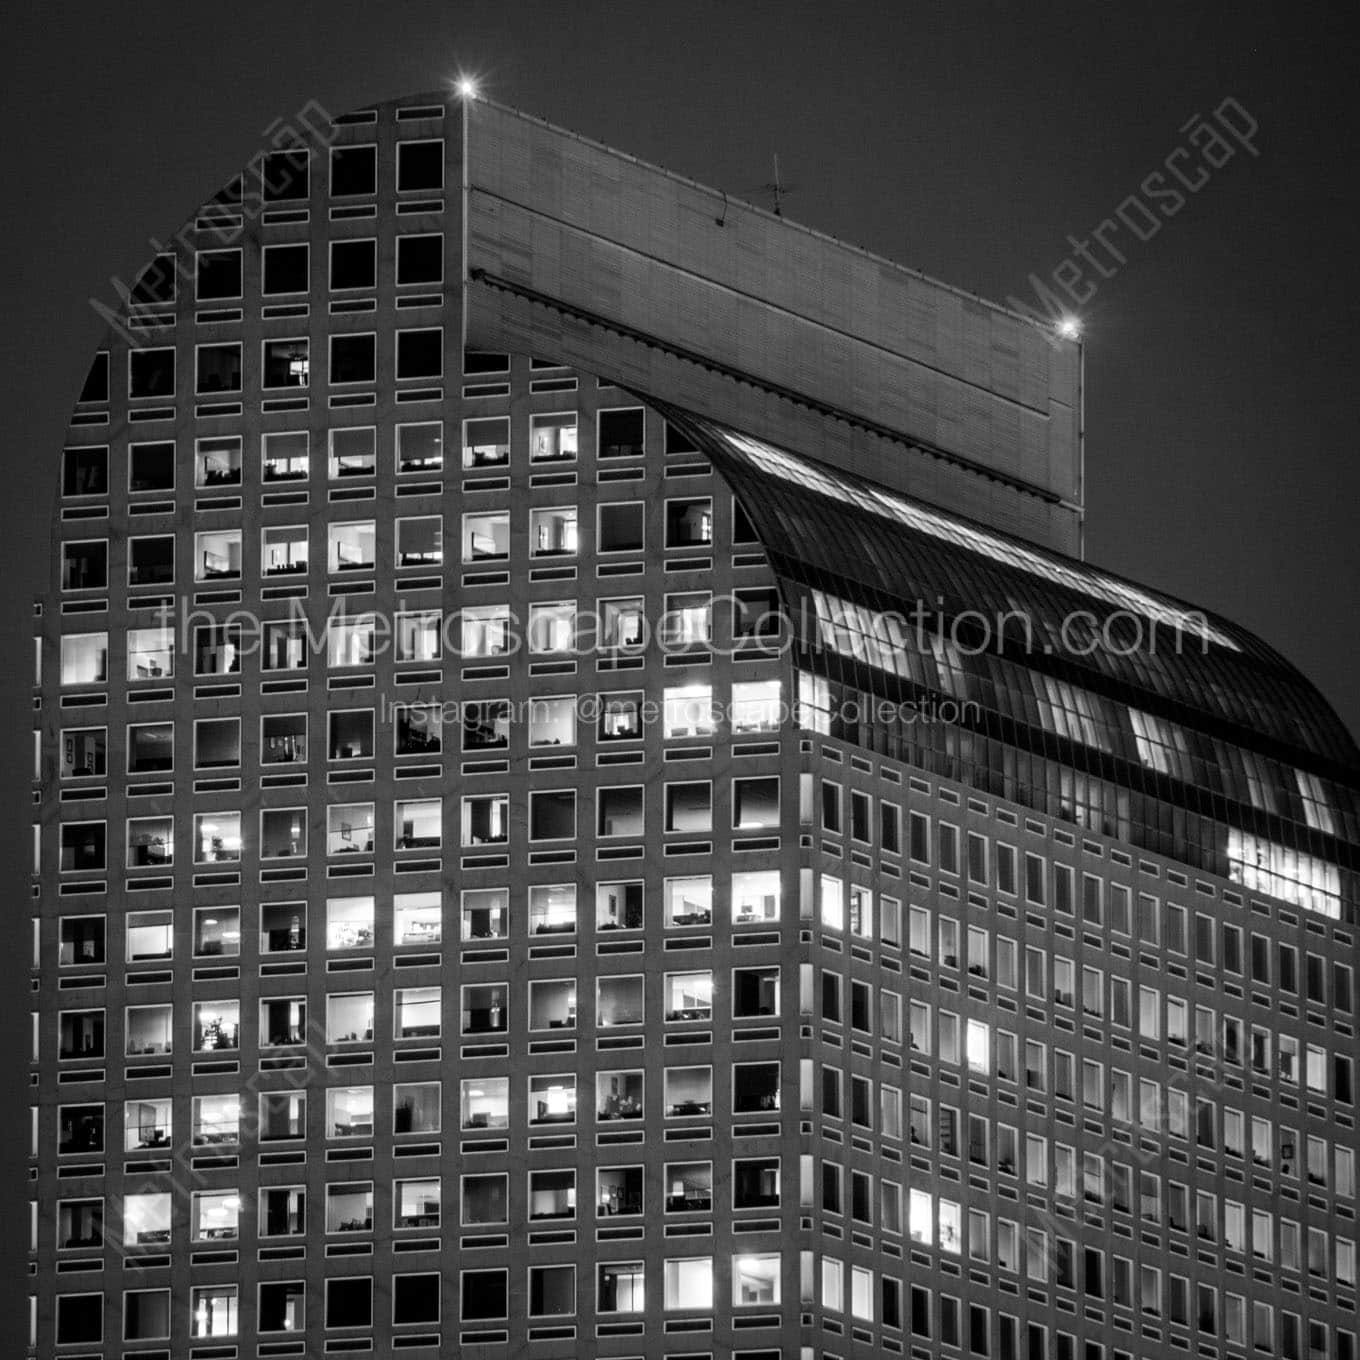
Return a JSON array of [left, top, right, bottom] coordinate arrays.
[[763, 154, 796, 217]]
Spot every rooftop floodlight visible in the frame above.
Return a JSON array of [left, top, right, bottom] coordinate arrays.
[[1057, 316, 1082, 340], [456, 77, 478, 99]]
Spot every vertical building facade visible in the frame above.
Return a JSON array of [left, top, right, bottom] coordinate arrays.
[[29, 91, 1360, 1360]]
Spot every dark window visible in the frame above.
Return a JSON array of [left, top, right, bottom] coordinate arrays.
[[397, 140, 444, 192], [734, 1061, 780, 1112], [664, 420, 699, 455], [883, 1277, 903, 1330], [330, 334, 376, 385], [58, 1104, 104, 1152], [261, 148, 309, 202], [396, 234, 443, 285], [599, 503, 644, 553], [460, 1269, 507, 1321], [122, 1289, 168, 1343], [60, 823, 106, 872], [909, 812, 930, 864], [129, 348, 175, 398], [822, 1161, 842, 1212], [911, 1285, 932, 1336], [196, 250, 242, 301], [331, 239, 376, 291], [196, 343, 241, 394], [733, 588, 781, 638], [392, 1273, 440, 1324], [598, 407, 645, 458], [60, 917, 105, 964], [263, 244, 309, 295], [61, 541, 106, 591], [732, 967, 778, 1017], [881, 802, 901, 853], [331, 144, 376, 197], [56, 1293, 103, 1344], [128, 443, 174, 493], [324, 1276, 371, 1328], [665, 498, 713, 548], [258, 1281, 305, 1333], [851, 791, 871, 842], [821, 971, 841, 1023], [733, 1158, 780, 1208], [970, 1303, 991, 1355], [851, 979, 871, 1031], [396, 329, 442, 379], [530, 790, 576, 841], [129, 538, 174, 587], [732, 497, 758, 543]]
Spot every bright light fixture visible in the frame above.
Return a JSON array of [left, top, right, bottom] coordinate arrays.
[[457, 78, 478, 98], [1057, 316, 1082, 340]]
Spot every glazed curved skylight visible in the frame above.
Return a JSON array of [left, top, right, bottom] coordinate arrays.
[[719, 428, 1242, 652]]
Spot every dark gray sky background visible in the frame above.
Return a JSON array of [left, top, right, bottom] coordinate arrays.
[[2, 0, 1357, 1341]]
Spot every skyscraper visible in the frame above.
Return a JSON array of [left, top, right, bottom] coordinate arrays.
[[30, 89, 1359, 1360]]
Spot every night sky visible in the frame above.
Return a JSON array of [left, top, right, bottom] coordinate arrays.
[[1, 1, 1357, 1339]]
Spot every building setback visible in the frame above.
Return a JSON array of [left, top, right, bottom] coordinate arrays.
[[29, 90, 1360, 1360]]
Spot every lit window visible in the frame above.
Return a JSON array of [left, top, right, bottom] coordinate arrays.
[[461, 887, 508, 940], [529, 1074, 576, 1125], [191, 1285, 238, 1338], [328, 521, 375, 573], [732, 870, 780, 923], [530, 412, 577, 462], [529, 883, 577, 935], [394, 891, 441, 946], [462, 416, 509, 467], [528, 601, 576, 653], [123, 1192, 172, 1247], [666, 1256, 714, 1311], [461, 605, 511, 657], [262, 431, 309, 482], [396, 421, 443, 473], [326, 895, 374, 950], [127, 626, 174, 681], [463, 511, 509, 561], [460, 1077, 508, 1130], [732, 679, 781, 732], [126, 815, 172, 867], [329, 427, 375, 479], [397, 1178, 441, 1230], [664, 685, 714, 739], [189, 811, 238, 864], [665, 875, 712, 927], [598, 1261, 644, 1314], [966, 1019, 990, 1072], [664, 1065, 712, 1116], [395, 798, 441, 850], [820, 873, 844, 931], [530, 506, 578, 556], [731, 1253, 780, 1306]]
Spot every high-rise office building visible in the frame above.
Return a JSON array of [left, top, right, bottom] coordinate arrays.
[[29, 90, 1360, 1360]]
